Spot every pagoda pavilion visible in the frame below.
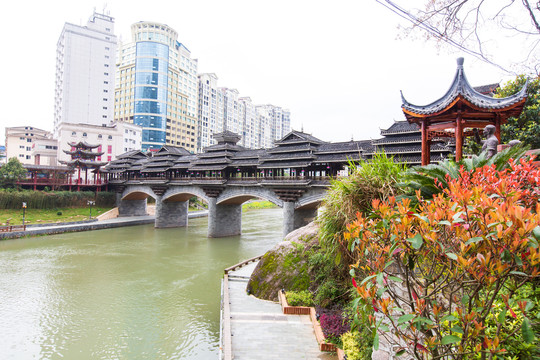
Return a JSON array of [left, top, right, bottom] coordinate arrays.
[[401, 58, 528, 165], [60, 141, 107, 190]]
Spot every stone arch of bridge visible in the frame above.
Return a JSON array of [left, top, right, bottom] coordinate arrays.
[[295, 193, 326, 210], [162, 186, 210, 204], [216, 187, 283, 207], [121, 186, 157, 201]]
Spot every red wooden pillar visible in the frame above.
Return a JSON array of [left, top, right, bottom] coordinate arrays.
[[455, 113, 464, 162], [421, 120, 430, 166], [495, 114, 502, 143]]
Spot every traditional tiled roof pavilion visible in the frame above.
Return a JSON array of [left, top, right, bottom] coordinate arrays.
[[401, 58, 528, 165]]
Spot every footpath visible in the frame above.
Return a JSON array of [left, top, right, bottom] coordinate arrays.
[[0, 210, 208, 240], [222, 261, 336, 360]]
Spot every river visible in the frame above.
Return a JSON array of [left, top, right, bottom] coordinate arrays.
[[0, 208, 283, 360]]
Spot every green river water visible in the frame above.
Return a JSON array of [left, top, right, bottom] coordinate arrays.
[[0, 208, 283, 360]]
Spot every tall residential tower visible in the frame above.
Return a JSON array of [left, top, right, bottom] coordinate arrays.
[[197, 73, 291, 151], [54, 12, 117, 137], [114, 22, 199, 152]]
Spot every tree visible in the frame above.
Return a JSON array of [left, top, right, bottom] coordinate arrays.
[[0, 157, 27, 188], [496, 75, 540, 148], [376, 0, 540, 74]]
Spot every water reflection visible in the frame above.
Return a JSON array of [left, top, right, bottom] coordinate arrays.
[[0, 208, 283, 359]]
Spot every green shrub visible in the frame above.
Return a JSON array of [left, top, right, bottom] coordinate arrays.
[[57, 211, 62, 216], [285, 290, 314, 307], [341, 330, 372, 360], [0, 190, 116, 209], [317, 152, 405, 265]]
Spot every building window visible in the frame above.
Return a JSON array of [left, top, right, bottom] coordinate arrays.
[[108, 135, 112, 140], [108, 145, 112, 154], [98, 134, 102, 139], [83, 133, 87, 137]]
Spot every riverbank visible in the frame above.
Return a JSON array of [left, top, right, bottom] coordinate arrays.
[[0, 210, 208, 240]]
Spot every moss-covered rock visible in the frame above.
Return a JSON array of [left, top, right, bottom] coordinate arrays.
[[247, 221, 318, 301]]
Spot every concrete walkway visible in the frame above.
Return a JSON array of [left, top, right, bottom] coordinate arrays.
[[225, 262, 336, 360], [0, 211, 208, 240]]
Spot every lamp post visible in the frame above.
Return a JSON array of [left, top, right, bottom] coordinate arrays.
[[22, 202, 27, 226], [88, 200, 95, 219]]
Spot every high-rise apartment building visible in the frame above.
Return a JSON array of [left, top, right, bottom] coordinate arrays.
[[54, 12, 117, 137], [256, 104, 291, 143], [197, 73, 290, 151], [197, 73, 223, 150], [114, 21, 199, 152]]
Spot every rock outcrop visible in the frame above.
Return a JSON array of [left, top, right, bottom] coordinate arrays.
[[247, 221, 319, 301]]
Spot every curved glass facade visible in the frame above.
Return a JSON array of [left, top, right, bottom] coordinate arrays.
[[134, 41, 169, 152]]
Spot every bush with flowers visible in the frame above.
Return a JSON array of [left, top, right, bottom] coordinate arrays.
[[344, 159, 540, 359]]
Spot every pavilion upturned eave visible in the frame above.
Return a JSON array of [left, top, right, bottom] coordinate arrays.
[[402, 94, 528, 123], [401, 58, 528, 118]]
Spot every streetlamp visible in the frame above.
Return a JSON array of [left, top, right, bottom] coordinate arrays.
[[87, 200, 95, 219], [22, 202, 27, 226]]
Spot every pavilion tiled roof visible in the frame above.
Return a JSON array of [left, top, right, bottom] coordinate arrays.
[[380, 121, 420, 135], [401, 58, 528, 117], [273, 130, 326, 146]]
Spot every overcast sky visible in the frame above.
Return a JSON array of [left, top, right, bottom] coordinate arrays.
[[0, 0, 528, 145]]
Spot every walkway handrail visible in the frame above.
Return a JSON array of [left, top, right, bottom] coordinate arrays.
[[224, 254, 263, 274], [221, 254, 264, 360], [222, 275, 232, 360]]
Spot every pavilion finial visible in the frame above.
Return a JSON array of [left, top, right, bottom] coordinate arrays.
[[457, 57, 464, 67]]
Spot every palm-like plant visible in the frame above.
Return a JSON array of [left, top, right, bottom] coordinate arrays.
[[401, 144, 531, 200]]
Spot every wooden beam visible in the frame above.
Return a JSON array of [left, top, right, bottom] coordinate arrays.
[[456, 111, 464, 162], [421, 120, 429, 166], [495, 113, 501, 142]]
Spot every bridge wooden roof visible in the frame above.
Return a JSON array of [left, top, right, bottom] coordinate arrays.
[[107, 124, 456, 176]]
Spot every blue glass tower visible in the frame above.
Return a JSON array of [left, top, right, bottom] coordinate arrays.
[[133, 42, 169, 152]]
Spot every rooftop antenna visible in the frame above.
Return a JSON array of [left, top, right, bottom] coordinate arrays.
[[301, 123, 304, 132]]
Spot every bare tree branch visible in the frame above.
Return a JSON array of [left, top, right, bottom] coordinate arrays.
[[375, 0, 540, 75]]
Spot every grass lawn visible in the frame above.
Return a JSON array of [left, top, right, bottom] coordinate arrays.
[[242, 200, 278, 210], [0, 207, 113, 226]]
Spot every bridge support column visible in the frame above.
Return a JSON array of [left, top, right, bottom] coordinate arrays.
[[283, 202, 318, 238], [155, 198, 189, 228], [208, 198, 242, 238], [282, 201, 295, 238], [293, 207, 318, 230], [118, 198, 147, 217]]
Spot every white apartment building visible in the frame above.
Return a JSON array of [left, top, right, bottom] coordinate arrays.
[[56, 122, 142, 164], [114, 21, 199, 152], [53, 12, 117, 137], [5, 126, 52, 165], [197, 73, 291, 151], [256, 104, 291, 144]]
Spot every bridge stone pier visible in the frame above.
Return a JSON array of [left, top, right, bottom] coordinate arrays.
[[115, 183, 327, 238]]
